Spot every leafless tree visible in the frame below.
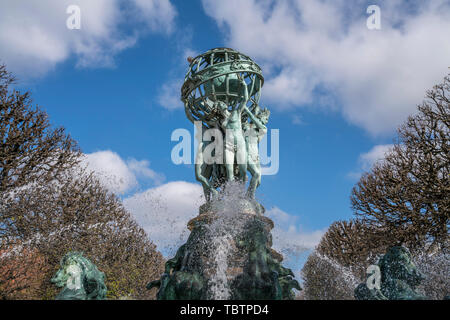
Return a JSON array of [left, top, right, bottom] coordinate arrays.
[[301, 219, 393, 300], [414, 247, 450, 300], [351, 73, 449, 251], [316, 220, 396, 280], [302, 73, 449, 300], [1, 159, 165, 300], [0, 64, 80, 194], [0, 246, 49, 299], [0, 65, 164, 299], [301, 251, 358, 300]]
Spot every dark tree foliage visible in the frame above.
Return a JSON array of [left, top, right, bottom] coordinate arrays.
[[351, 73, 449, 250]]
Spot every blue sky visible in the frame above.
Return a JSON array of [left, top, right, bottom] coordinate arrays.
[[2, 0, 449, 275]]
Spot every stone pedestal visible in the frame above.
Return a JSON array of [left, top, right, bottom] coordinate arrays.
[[147, 198, 300, 300]]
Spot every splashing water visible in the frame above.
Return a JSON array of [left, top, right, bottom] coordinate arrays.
[[208, 233, 233, 299], [204, 182, 250, 299], [315, 253, 360, 289], [414, 248, 450, 299]]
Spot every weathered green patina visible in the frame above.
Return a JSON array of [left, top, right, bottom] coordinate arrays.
[[181, 47, 268, 199], [149, 48, 299, 300], [230, 216, 300, 300], [355, 246, 427, 300], [51, 251, 107, 300], [147, 198, 300, 300]]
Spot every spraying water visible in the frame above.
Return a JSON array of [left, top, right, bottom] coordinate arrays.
[[208, 233, 233, 299], [204, 182, 250, 299], [148, 181, 300, 300]]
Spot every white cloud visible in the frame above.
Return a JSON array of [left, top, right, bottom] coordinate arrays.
[[292, 114, 304, 125], [0, 0, 177, 77], [157, 42, 199, 110], [202, 0, 450, 135], [266, 206, 324, 252], [157, 78, 184, 110], [348, 143, 394, 179], [82, 150, 164, 195], [131, 0, 177, 34], [266, 206, 325, 278], [359, 144, 393, 171], [126, 158, 165, 185], [123, 181, 204, 255]]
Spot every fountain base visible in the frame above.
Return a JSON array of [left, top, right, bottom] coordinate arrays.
[[148, 198, 301, 300]]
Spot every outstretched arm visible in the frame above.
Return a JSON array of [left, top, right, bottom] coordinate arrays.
[[216, 102, 230, 128], [243, 106, 267, 130], [237, 78, 249, 113]]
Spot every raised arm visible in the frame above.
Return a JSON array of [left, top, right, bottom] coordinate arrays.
[[237, 77, 249, 113], [216, 101, 230, 129], [243, 106, 267, 130]]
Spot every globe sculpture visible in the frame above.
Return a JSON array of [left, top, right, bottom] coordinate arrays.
[[181, 47, 264, 129], [181, 47, 270, 202], [148, 48, 300, 300]]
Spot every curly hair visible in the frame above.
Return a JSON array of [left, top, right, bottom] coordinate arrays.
[[53, 251, 107, 300]]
